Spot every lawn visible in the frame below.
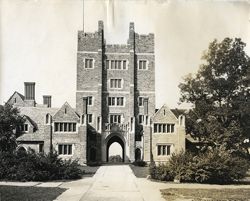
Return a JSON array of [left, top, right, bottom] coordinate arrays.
[[161, 188, 250, 201], [0, 185, 66, 201], [79, 165, 100, 176], [129, 164, 149, 178]]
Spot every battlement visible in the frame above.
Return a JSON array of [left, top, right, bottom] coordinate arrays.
[[135, 33, 154, 53], [105, 44, 129, 53], [78, 31, 100, 40], [137, 33, 154, 39]]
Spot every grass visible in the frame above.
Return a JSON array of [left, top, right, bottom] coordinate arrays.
[[79, 165, 100, 175], [161, 188, 250, 201], [0, 185, 66, 201], [129, 164, 149, 178]]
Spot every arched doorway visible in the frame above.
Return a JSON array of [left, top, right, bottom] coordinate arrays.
[[106, 135, 125, 163], [135, 148, 141, 161], [89, 147, 97, 162]]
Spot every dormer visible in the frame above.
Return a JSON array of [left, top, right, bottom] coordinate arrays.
[[6, 91, 25, 106]]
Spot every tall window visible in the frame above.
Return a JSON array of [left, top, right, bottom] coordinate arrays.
[[110, 79, 122, 89], [154, 124, 175, 133], [109, 114, 122, 124], [54, 122, 76, 132], [138, 97, 144, 106], [106, 60, 127, 70], [108, 97, 124, 106], [157, 145, 171, 156], [58, 144, 72, 155], [87, 96, 93, 105], [87, 114, 93, 124], [138, 60, 147, 70], [138, 115, 144, 124], [85, 58, 94, 69]]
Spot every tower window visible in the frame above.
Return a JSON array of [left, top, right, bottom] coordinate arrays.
[[106, 60, 127, 70], [110, 79, 122, 89], [109, 114, 122, 124], [116, 97, 124, 106], [85, 58, 94, 69], [138, 97, 144, 106], [138, 115, 144, 124], [87, 96, 93, 105], [138, 60, 147, 70], [108, 97, 124, 106], [87, 114, 93, 124]]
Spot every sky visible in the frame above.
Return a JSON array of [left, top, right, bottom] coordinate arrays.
[[1, 0, 250, 110]]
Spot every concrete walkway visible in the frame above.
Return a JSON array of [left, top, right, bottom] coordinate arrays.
[[56, 165, 165, 201]]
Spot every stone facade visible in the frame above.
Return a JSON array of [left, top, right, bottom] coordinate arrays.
[[6, 21, 185, 164]]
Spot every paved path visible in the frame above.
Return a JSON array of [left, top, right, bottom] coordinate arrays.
[[79, 165, 145, 201], [56, 165, 165, 201]]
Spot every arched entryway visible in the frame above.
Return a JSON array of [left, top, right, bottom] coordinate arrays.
[[89, 147, 97, 162], [106, 135, 125, 163], [135, 148, 142, 161]]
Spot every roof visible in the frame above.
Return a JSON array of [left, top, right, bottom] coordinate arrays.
[[170, 108, 187, 118], [19, 106, 59, 129], [152, 104, 179, 123], [7, 91, 25, 103]]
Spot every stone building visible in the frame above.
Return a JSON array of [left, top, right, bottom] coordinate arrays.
[[6, 21, 185, 164]]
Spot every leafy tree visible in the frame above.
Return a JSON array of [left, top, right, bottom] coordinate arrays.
[[0, 104, 24, 152], [179, 38, 250, 155]]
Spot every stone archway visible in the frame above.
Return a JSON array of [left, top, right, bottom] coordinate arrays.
[[135, 148, 142, 161], [89, 147, 97, 162], [106, 135, 125, 163]]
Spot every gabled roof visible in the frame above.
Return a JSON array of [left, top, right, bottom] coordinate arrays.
[[152, 104, 179, 123], [22, 115, 38, 130], [53, 102, 80, 122], [170, 109, 186, 118], [6, 91, 25, 103]]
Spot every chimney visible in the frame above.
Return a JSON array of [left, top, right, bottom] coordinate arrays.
[[24, 82, 35, 100], [98, 20, 104, 32], [43, 95, 52, 108], [128, 22, 135, 49]]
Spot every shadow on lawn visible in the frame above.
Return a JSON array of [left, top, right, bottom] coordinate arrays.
[[0, 185, 66, 201]]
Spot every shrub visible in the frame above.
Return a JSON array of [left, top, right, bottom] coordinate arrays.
[[168, 151, 194, 182], [149, 149, 249, 184], [0, 149, 83, 181], [193, 149, 249, 184], [149, 162, 173, 181]]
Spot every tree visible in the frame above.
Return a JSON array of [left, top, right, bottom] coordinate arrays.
[[0, 104, 24, 152], [179, 38, 250, 155]]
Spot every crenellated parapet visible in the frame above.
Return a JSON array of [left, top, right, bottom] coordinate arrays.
[[135, 33, 154, 53], [105, 44, 129, 53]]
